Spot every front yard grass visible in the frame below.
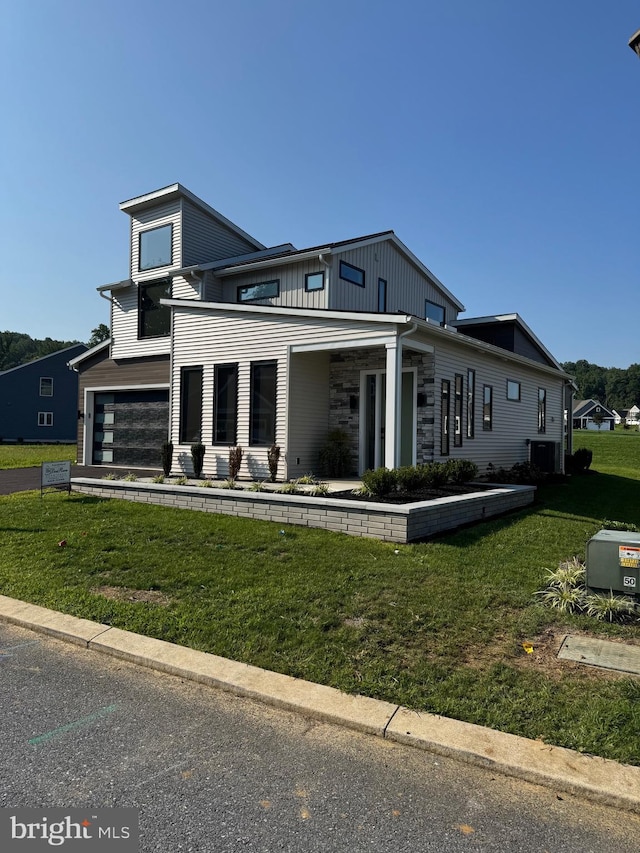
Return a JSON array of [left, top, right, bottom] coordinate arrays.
[[0, 431, 639, 765], [0, 444, 76, 469]]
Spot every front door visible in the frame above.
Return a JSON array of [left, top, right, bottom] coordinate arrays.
[[361, 370, 415, 472]]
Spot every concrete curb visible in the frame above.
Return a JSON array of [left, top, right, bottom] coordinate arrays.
[[1, 594, 639, 814]]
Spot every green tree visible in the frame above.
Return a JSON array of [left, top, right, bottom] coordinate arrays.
[[87, 323, 110, 347]]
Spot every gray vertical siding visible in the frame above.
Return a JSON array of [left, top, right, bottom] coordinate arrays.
[[220, 259, 329, 310]]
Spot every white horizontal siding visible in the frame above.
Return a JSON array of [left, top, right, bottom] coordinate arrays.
[[431, 336, 565, 473], [288, 352, 331, 478], [110, 284, 171, 360], [331, 243, 460, 321]]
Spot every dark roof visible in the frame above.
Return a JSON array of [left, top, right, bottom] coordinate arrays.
[[572, 399, 616, 419]]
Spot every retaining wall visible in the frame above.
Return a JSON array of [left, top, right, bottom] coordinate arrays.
[[71, 479, 536, 543]]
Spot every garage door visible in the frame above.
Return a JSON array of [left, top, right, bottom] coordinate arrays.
[[93, 390, 169, 468]]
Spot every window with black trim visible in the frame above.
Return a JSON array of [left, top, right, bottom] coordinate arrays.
[[467, 369, 475, 438], [507, 380, 521, 401], [305, 272, 324, 292], [139, 278, 171, 338], [378, 278, 387, 312], [39, 377, 53, 397], [454, 374, 463, 447], [441, 379, 450, 455], [425, 300, 445, 326], [38, 412, 53, 427], [538, 388, 547, 433], [180, 367, 203, 444], [214, 364, 238, 444], [139, 224, 172, 271], [238, 280, 279, 302], [250, 361, 277, 445], [483, 385, 493, 430], [339, 260, 365, 288]]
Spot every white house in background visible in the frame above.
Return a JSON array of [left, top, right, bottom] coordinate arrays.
[[69, 184, 573, 479]]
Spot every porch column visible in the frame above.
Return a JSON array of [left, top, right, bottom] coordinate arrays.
[[384, 339, 402, 469]]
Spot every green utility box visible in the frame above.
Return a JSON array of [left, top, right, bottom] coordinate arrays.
[[586, 529, 640, 597]]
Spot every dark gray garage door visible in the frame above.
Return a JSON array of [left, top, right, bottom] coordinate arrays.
[[93, 390, 169, 468]]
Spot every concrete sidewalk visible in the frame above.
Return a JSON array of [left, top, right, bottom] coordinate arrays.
[[1, 593, 639, 814]]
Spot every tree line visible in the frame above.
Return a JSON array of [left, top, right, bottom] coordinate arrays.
[[0, 325, 109, 372], [563, 360, 640, 412]]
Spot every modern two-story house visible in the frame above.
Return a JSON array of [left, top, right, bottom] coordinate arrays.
[[69, 184, 572, 479]]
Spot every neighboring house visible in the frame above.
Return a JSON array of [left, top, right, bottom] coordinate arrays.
[[572, 399, 616, 431], [628, 405, 640, 425], [69, 184, 573, 478], [0, 344, 87, 443]]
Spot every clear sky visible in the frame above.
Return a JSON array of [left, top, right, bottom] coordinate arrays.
[[1, 1, 639, 368]]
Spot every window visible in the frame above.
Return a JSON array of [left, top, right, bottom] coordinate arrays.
[[139, 224, 172, 271], [39, 377, 53, 397], [214, 364, 238, 444], [139, 278, 171, 338], [250, 361, 277, 445], [425, 300, 445, 326], [179, 367, 203, 444], [238, 280, 279, 302], [454, 374, 463, 447], [441, 379, 450, 455], [305, 272, 324, 292], [483, 385, 493, 430], [339, 260, 365, 288], [507, 380, 521, 401], [378, 278, 387, 312], [538, 388, 547, 433], [467, 369, 475, 438], [38, 412, 53, 427]]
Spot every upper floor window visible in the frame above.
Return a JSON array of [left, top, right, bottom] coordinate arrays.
[[238, 280, 279, 302], [339, 260, 365, 288], [139, 278, 171, 338], [425, 300, 445, 326], [378, 278, 387, 312], [39, 377, 53, 397], [139, 224, 173, 271], [506, 380, 521, 401], [305, 272, 324, 292]]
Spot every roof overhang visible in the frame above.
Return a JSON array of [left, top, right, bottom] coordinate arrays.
[[67, 339, 111, 369], [96, 279, 133, 293], [453, 313, 563, 371]]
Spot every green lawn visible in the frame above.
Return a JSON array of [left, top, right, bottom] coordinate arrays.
[[0, 431, 639, 764], [0, 444, 76, 470]]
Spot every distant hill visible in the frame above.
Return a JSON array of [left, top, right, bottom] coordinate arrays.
[[0, 331, 84, 372], [563, 360, 640, 412]]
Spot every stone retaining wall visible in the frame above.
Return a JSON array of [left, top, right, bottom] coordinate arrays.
[[71, 479, 535, 543]]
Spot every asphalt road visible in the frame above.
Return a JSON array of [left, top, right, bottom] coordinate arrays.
[[2, 622, 640, 853]]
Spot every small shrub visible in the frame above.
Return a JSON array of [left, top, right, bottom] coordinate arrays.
[[174, 476, 188, 486], [420, 462, 449, 488], [360, 467, 397, 497], [122, 472, 138, 482], [318, 429, 353, 477], [199, 479, 214, 488], [191, 442, 205, 478], [567, 447, 593, 474], [535, 584, 587, 614], [487, 461, 546, 485], [585, 592, 638, 623], [219, 478, 239, 490], [278, 480, 300, 494], [151, 475, 165, 484], [602, 519, 640, 533], [161, 442, 173, 477], [267, 445, 281, 483], [543, 557, 586, 588], [311, 483, 330, 496], [103, 472, 120, 481], [228, 446, 243, 480], [445, 459, 478, 485], [297, 472, 319, 485], [248, 481, 268, 492], [396, 465, 424, 492]]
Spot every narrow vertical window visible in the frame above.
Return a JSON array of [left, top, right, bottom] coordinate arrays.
[[454, 374, 463, 447], [467, 369, 475, 438], [441, 379, 450, 455], [483, 385, 493, 431], [139, 278, 171, 338], [378, 278, 387, 312], [214, 364, 238, 444], [250, 361, 277, 445], [180, 367, 203, 444], [538, 388, 547, 433]]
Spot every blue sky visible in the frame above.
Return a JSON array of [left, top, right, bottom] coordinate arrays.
[[1, 1, 639, 368]]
